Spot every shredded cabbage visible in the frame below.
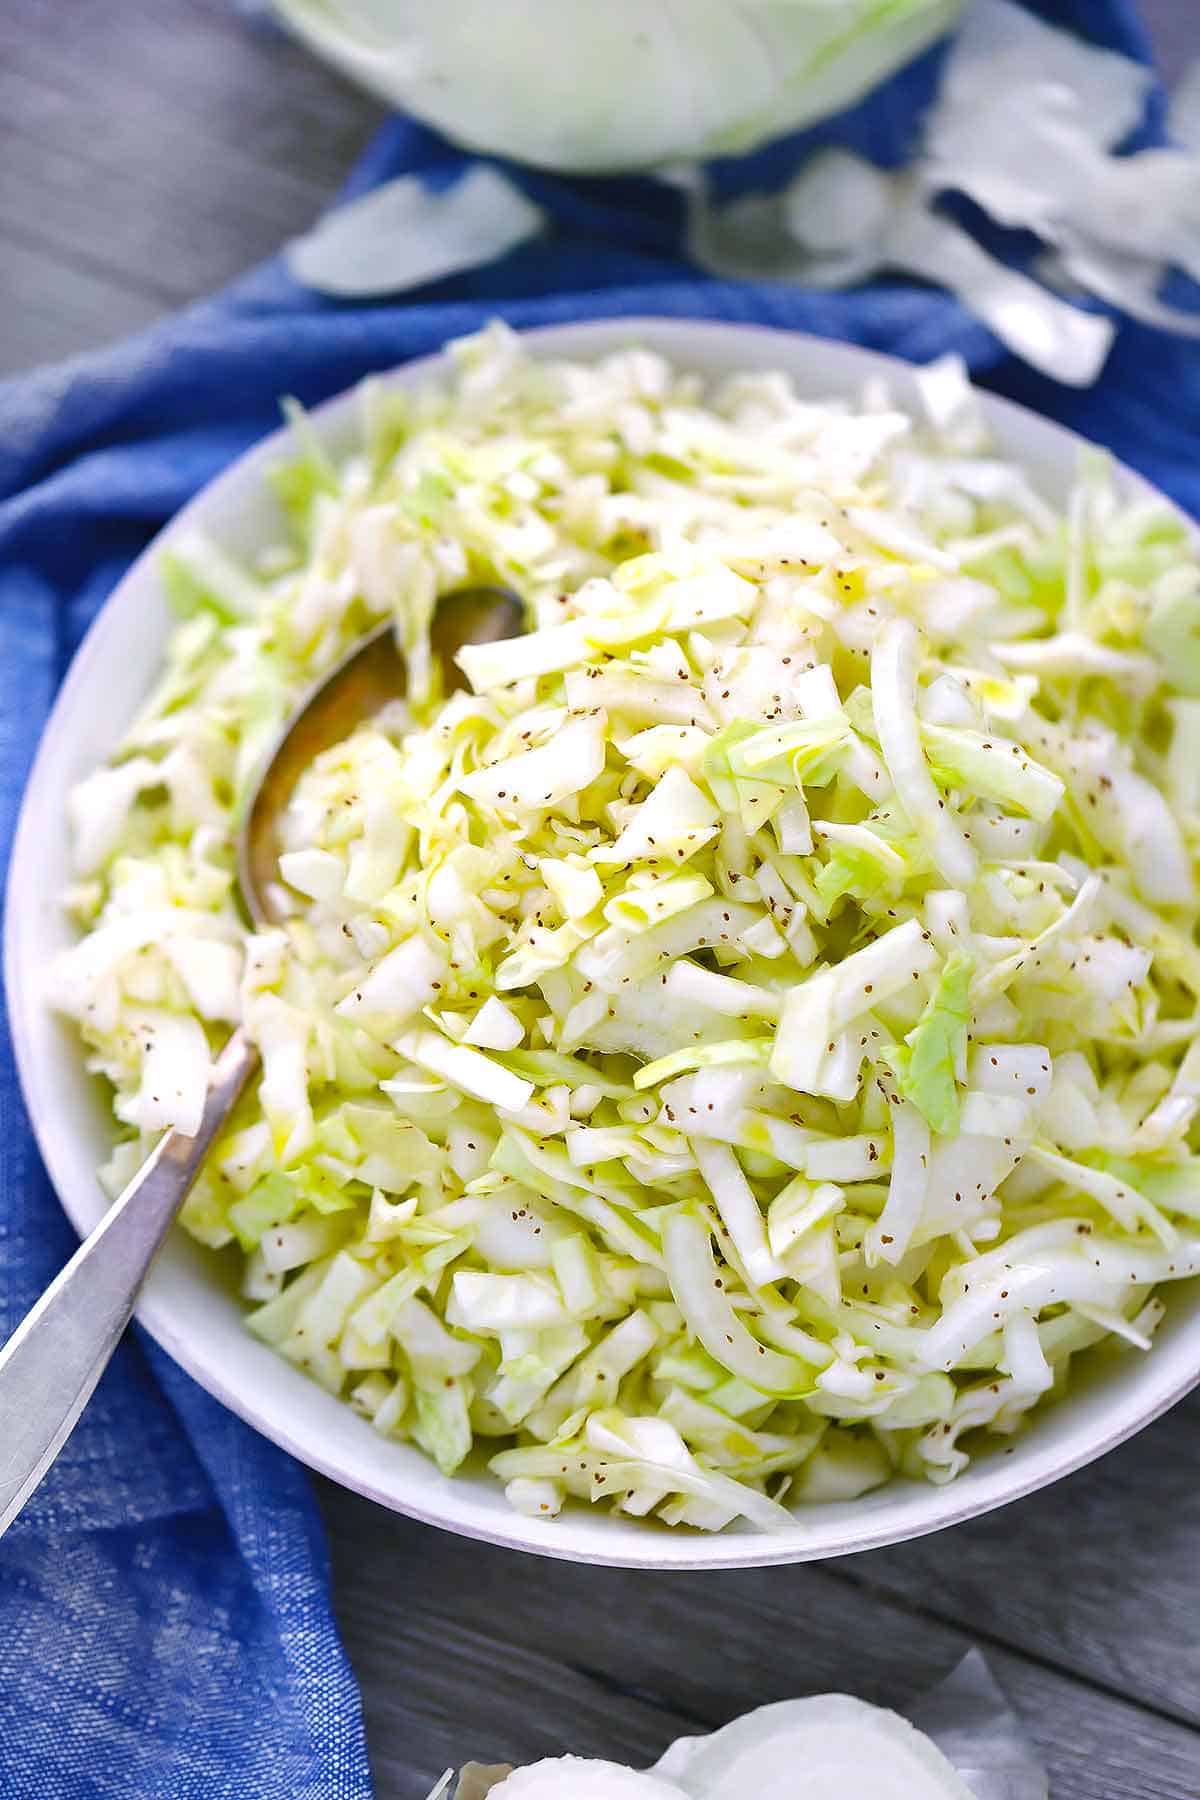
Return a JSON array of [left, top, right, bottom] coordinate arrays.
[[54, 324, 1200, 1534]]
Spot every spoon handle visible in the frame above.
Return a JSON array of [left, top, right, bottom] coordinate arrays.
[[0, 1029, 258, 1538]]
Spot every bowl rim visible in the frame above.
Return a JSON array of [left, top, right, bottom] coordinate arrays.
[[8, 313, 1200, 1570]]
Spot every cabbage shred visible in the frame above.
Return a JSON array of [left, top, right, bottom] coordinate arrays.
[[54, 325, 1200, 1532]]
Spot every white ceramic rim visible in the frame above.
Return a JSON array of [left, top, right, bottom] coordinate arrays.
[[8, 315, 1200, 1571]]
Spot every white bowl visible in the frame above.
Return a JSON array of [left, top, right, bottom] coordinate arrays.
[[8, 318, 1200, 1570]]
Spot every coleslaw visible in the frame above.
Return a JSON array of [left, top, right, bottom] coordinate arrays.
[[51, 324, 1200, 1532]]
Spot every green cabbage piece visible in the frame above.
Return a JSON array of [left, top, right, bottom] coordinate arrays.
[[52, 323, 1200, 1536], [888, 951, 975, 1136]]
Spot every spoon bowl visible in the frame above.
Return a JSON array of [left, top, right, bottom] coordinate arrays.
[[241, 588, 523, 924]]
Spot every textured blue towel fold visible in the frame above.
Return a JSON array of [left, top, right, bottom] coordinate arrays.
[[0, 3, 1191, 1795]]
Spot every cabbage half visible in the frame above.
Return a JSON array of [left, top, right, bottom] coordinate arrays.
[[273, 0, 962, 173], [435, 1691, 993, 1799], [54, 325, 1200, 1533]]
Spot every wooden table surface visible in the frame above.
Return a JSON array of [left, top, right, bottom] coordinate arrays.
[[4, 4, 1200, 1796]]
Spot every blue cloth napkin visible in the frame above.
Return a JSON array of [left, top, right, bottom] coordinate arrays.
[[0, 3, 1192, 1795]]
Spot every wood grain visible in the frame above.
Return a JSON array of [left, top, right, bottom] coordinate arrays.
[[317, 1482, 1200, 1800], [830, 1388, 1200, 1728], [5, 4, 1200, 1798], [0, 0, 383, 372]]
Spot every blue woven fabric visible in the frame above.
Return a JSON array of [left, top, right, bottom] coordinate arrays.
[[0, 3, 1190, 1794]]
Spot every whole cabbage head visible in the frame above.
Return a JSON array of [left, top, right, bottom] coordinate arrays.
[[274, 0, 963, 173]]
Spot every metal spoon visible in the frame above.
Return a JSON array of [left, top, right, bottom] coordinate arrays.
[[0, 585, 523, 1537]]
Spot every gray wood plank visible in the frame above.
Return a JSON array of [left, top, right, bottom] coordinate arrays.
[[0, 0, 382, 373], [318, 1483, 1200, 1800], [830, 1388, 1200, 1730], [0, 230, 168, 372], [3, 0, 381, 184], [5, 3, 1200, 1796]]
